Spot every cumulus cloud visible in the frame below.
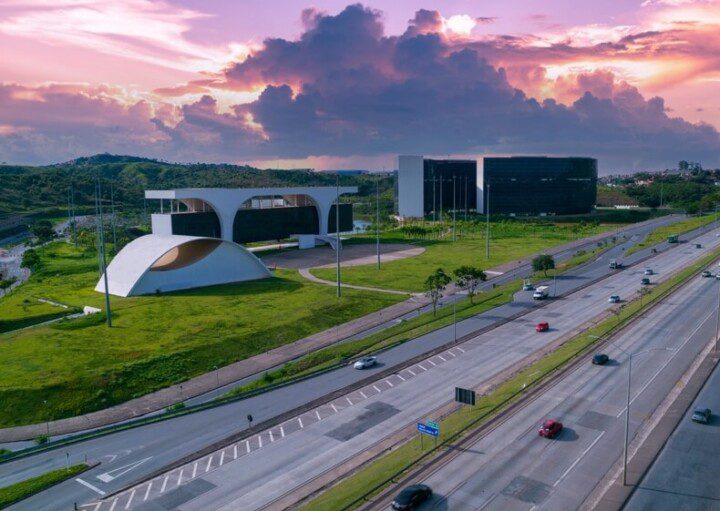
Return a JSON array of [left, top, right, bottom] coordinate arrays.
[[1, 3, 718, 170]]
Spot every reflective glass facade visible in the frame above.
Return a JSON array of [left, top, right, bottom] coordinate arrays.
[[483, 157, 597, 215], [422, 159, 477, 216]]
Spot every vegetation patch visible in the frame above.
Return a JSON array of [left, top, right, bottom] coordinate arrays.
[[0, 464, 88, 509], [625, 214, 716, 256], [300, 245, 720, 511], [0, 242, 403, 428]]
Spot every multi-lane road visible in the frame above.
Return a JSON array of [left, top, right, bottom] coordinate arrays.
[[0, 216, 714, 511]]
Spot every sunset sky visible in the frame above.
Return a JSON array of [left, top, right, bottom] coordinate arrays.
[[1, 0, 719, 172]]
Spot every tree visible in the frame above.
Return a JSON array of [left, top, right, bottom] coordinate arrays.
[[532, 254, 555, 277], [637, 286, 652, 307], [21, 249, 41, 271], [453, 266, 487, 303], [30, 220, 55, 243], [424, 268, 451, 315]]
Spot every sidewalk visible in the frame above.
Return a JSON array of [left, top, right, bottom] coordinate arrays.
[[0, 217, 672, 441]]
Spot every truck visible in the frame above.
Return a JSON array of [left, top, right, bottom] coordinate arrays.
[[533, 286, 550, 300], [609, 259, 623, 269]]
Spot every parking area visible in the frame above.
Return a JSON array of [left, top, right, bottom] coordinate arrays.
[[260, 243, 425, 270]]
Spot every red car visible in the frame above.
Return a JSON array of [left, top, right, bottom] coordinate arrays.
[[535, 321, 549, 332], [538, 419, 563, 438]]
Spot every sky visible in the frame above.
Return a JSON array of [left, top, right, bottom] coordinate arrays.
[[0, 0, 719, 173]]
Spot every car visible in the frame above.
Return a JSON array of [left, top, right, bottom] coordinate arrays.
[[641, 278, 650, 285], [644, 268, 653, 275], [538, 419, 563, 438], [522, 282, 534, 291], [353, 356, 377, 369], [696, 243, 703, 249], [391, 484, 432, 510], [535, 321, 549, 332], [592, 353, 609, 365], [609, 295, 621, 303], [702, 270, 713, 278], [691, 407, 711, 424]]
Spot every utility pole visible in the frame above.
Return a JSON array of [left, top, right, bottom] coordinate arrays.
[[464, 176, 468, 221], [622, 354, 632, 486], [66, 189, 72, 243], [110, 182, 117, 254], [660, 182, 664, 208], [486, 183, 490, 259], [453, 175, 457, 241], [96, 177, 112, 327], [336, 173, 341, 298], [376, 172, 381, 269], [715, 277, 720, 353], [432, 172, 437, 222], [439, 174, 443, 222], [70, 182, 77, 247]]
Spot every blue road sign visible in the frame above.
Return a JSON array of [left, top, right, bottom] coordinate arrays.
[[417, 422, 439, 438]]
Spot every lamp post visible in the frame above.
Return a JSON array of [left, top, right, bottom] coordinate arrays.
[[336, 173, 341, 298], [716, 275, 720, 353], [485, 183, 491, 259], [213, 365, 220, 398], [453, 301, 457, 342], [376, 172, 381, 269], [453, 175, 457, 242], [616, 346, 675, 486]]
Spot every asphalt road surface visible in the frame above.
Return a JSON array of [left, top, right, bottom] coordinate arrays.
[[0, 216, 710, 511], [63, 226, 720, 511]]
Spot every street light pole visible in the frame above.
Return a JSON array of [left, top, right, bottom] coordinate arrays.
[[485, 183, 490, 259], [715, 277, 720, 353], [453, 175, 456, 242], [336, 173, 341, 298], [453, 301, 457, 342], [622, 354, 632, 486], [376, 172, 381, 270], [553, 267, 557, 297]]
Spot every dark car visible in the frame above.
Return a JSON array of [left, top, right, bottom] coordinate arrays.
[[641, 278, 650, 285], [592, 353, 609, 365], [536, 321, 550, 332], [538, 419, 563, 438], [691, 407, 711, 424], [702, 270, 713, 278], [391, 484, 432, 510]]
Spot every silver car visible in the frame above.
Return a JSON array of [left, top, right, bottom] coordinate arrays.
[[353, 356, 377, 369], [691, 407, 711, 424]]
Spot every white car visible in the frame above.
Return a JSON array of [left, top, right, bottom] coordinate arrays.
[[644, 268, 653, 275], [353, 356, 377, 369]]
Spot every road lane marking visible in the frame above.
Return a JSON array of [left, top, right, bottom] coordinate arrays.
[[446, 351, 456, 357], [205, 456, 213, 473], [331, 403, 338, 413], [258, 435, 263, 448], [438, 355, 447, 362], [96, 457, 152, 483], [360, 391, 367, 399], [396, 374, 406, 381], [246, 440, 251, 452], [177, 469, 184, 487], [108, 498, 117, 511], [280, 426, 285, 438], [160, 475, 169, 493], [385, 379, 394, 387], [125, 490, 135, 509], [192, 463, 198, 479], [346, 397, 353, 406], [428, 359, 438, 367], [144, 482, 153, 501], [269, 430, 275, 442], [373, 385, 381, 393], [93, 502, 102, 511], [316, 410, 321, 421], [233, 445, 238, 459], [219, 451, 225, 466], [418, 364, 427, 371], [298, 418, 304, 429], [553, 431, 606, 487], [408, 368, 416, 376], [76, 478, 106, 496], [456, 346, 466, 353]]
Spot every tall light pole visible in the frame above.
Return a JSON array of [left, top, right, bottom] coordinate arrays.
[[464, 176, 468, 221], [452, 175, 457, 242], [453, 301, 457, 342], [336, 173, 341, 298], [376, 172, 381, 269], [715, 276, 720, 353], [553, 266, 557, 297], [96, 178, 112, 327], [485, 183, 491, 259], [432, 172, 437, 222]]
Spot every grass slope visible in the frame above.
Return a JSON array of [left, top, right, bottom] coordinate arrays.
[[0, 464, 88, 509], [312, 222, 617, 292], [0, 243, 403, 428], [625, 214, 716, 256]]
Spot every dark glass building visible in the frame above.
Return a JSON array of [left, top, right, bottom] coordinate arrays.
[[422, 159, 477, 217], [482, 157, 597, 215]]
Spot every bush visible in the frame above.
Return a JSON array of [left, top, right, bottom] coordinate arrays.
[[166, 402, 186, 413], [34, 435, 48, 445], [21, 249, 41, 271]]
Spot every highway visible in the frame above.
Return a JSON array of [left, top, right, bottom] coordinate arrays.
[[57, 226, 720, 511], [625, 346, 720, 510], [367, 251, 720, 509], [0, 217, 709, 510]]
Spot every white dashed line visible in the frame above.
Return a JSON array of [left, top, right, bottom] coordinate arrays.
[[385, 379, 394, 387], [456, 346, 466, 353], [219, 451, 225, 466], [108, 498, 117, 511], [269, 430, 275, 442], [258, 435, 263, 448], [316, 410, 322, 421], [408, 368, 416, 376], [177, 469, 184, 487], [553, 431, 606, 487], [205, 456, 213, 473], [160, 475, 169, 493], [233, 445, 238, 459], [124, 490, 135, 509], [418, 364, 427, 371], [331, 403, 338, 413], [280, 426, 285, 438], [373, 385, 381, 393], [438, 355, 447, 362], [246, 440, 251, 453], [192, 462, 198, 479], [396, 374, 406, 381], [298, 418, 304, 429], [428, 359, 437, 366], [144, 482, 153, 501], [93, 502, 102, 511], [446, 351, 456, 357], [346, 397, 353, 406], [360, 391, 368, 399]]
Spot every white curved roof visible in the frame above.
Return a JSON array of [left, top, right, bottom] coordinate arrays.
[[95, 234, 270, 297]]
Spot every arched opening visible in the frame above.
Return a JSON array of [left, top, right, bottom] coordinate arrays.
[[166, 198, 222, 239], [232, 194, 322, 244], [149, 239, 223, 271]]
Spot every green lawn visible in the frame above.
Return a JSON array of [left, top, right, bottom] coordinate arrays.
[[0, 242, 404, 428], [312, 221, 618, 292], [0, 464, 88, 509], [625, 214, 717, 256]]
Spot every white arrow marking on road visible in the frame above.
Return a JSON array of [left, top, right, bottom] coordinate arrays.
[[96, 457, 152, 483], [76, 478, 106, 496]]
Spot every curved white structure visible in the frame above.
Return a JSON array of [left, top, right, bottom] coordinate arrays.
[[95, 234, 271, 297]]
